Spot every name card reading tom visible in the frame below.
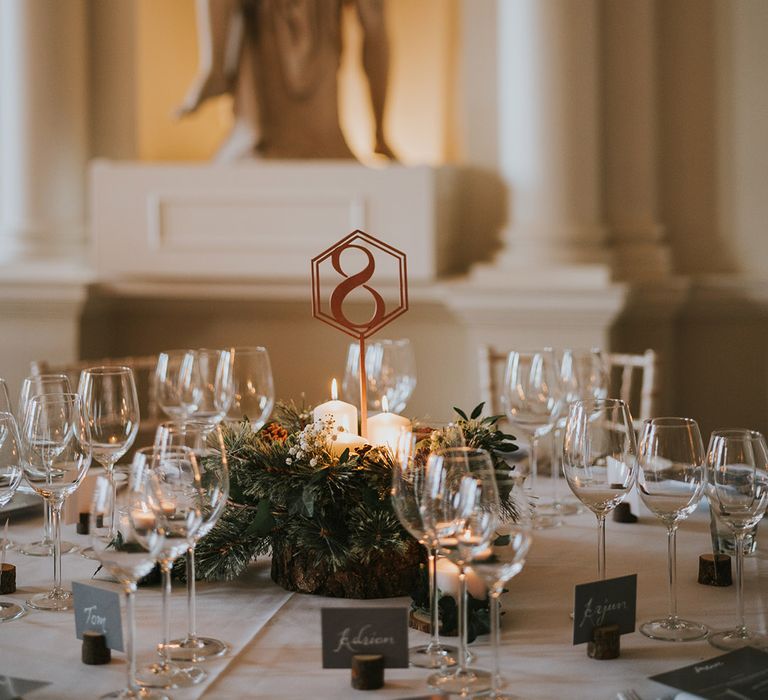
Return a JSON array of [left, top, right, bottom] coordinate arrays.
[[72, 581, 124, 652], [321, 607, 409, 668], [573, 574, 637, 645]]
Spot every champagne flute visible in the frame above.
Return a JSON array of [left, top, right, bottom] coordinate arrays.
[[423, 447, 499, 696], [16, 374, 77, 556], [154, 420, 230, 661], [342, 339, 417, 413], [225, 346, 275, 430], [706, 429, 768, 650], [392, 430, 457, 669], [180, 349, 234, 426], [134, 446, 206, 689], [79, 367, 140, 555], [90, 468, 168, 700], [562, 399, 637, 579], [471, 475, 532, 700], [155, 350, 195, 422], [22, 393, 92, 610], [503, 349, 564, 528], [0, 412, 26, 622], [637, 417, 708, 641]]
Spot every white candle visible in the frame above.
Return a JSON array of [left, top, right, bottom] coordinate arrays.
[[328, 431, 369, 458], [131, 509, 156, 530], [435, 556, 487, 599], [312, 378, 358, 433], [159, 500, 176, 517], [366, 396, 412, 452]]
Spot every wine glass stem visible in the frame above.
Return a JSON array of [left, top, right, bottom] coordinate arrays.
[[597, 513, 606, 580], [457, 567, 468, 674], [125, 583, 139, 692], [187, 545, 198, 641], [51, 498, 63, 593], [490, 589, 502, 693], [427, 548, 441, 651], [106, 465, 118, 541], [43, 500, 52, 542], [550, 428, 560, 503], [734, 531, 746, 633], [529, 432, 538, 493], [666, 525, 678, 621], [161, 560, 172, 665]]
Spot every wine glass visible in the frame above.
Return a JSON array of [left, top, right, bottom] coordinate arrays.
[[502, 349, 564, 528], [342, 339, 417, 413], [21, 393, 92, 610], [637, 417, 708, 641], [422, 447, 499, 696], [391, 430, 457, 669], [471, 475, 532, 699], [706, 429, 768, 650], [155, 350, 194, 421], [179, 349, 234, 426], [154, 421, 230, 661], [0, 379, 11, 413], [89, 467, 168, 700], [79, 367, 140, 555], [562, 399, 637, 579], [134, 446, 206, 689], [0, 412, 26, 622], [225, 347, 274, 430], [16, 374, 77, 557]]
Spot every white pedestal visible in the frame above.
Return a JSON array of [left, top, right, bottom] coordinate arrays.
[[90, 161, 460, 282]]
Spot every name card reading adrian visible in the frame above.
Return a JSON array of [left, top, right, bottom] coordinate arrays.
[[72, 581, 124, 651], [572, 574, 637, 645], [321, 607, 409, 668]]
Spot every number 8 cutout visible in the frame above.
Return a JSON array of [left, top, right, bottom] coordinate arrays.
[[311, 230, 408, 340]]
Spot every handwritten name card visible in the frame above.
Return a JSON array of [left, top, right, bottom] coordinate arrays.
[[572, 573, 637, 645], [72, 581, 124, 652], [321, 607, 409, 668]]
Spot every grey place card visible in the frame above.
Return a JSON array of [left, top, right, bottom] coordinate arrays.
[[651, 647, 768, 699], [572, 573, 637, 645], [0, 676, 49, 700], [321, 607, 409, 669], [72, 580, 124, 652]]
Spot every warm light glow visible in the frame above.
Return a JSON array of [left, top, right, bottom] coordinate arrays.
[[381, 395, 390, 413], [331, 378, 339, 401]]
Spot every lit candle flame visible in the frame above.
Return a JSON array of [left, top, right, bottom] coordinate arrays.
[[331, 378, 338, 401], [381, 395, 389, 413]]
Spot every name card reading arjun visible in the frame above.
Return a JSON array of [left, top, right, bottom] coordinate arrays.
[[72, 581, 124, 652], [321, 607, 409, 668], [572, 573, 637, 645]]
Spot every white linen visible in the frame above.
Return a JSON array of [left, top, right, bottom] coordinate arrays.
[[1, 489, 766, 700]]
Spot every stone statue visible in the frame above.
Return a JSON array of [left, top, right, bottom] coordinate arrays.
[[177, 0, 397, 161]]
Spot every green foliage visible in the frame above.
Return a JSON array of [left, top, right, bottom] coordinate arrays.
[[191, 401, 520, 583]]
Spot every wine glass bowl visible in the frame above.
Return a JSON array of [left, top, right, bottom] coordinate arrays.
[[706, 429, 768, 651], [637, 417, 708, 642], [225, 346, 274, 430], [179, 349, 234, 426], [342, 339, 416, 413], [155, 350, 194, 421]]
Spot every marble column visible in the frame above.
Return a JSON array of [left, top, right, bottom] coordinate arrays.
[[602, 0, 671, 280], [0, 0, 88, 262], [494, 0, 606, 269]]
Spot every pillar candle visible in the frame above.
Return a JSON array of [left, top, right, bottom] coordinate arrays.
[[366, 396, 412, 452], [313, 378, 358, 433]]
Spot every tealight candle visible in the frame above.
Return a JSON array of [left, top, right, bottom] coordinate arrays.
[[131, 509, 156, 530], [366, 396, 412, 452], [159, 500, 176, 517], [435, 557, 486, 599], [313, 378, 358, 433]]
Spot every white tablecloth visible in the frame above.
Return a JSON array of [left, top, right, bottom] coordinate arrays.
[[1, 493, 766, 700]]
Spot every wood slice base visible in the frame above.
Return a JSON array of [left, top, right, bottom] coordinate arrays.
[[271, 539, 423, 598]]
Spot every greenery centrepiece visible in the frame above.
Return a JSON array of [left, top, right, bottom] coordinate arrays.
[[186, 402, 519, 602]]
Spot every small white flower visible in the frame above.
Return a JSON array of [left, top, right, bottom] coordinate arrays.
[[296, 451, 304, 460], [310, 458, 318, 467], [289, 447, 296, 455], [285, 457, 293, 465]]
